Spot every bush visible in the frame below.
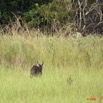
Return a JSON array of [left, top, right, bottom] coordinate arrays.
[[23, 0, 71, 33]]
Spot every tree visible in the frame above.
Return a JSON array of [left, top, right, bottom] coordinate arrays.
[[74, 0, 103, 35]]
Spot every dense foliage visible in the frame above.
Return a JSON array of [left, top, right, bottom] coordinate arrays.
[[0, 0, 52, 24], [0, 0, 103, 35]]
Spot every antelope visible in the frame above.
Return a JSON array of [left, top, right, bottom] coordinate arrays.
[[30, 61, 44, 77]]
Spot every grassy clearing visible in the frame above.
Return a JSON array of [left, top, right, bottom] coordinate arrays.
[[0, 66, 103, 103], [0, 35, 103, 103]]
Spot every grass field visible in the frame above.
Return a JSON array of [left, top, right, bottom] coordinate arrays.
[[0, 34, 103, 103]]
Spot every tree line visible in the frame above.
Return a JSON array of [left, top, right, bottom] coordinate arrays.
[[0, 0, 103, 35]]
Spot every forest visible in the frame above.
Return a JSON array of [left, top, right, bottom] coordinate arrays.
[[0, 0, 103, 36]]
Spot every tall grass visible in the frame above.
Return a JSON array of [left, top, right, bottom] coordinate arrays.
[[0, 34, 103, 103], [0, 35, 103, 69]]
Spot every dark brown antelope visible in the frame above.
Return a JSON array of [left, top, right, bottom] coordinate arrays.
[[30, 61, 44, 77]]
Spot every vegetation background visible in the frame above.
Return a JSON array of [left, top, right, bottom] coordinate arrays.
[[0, 0, 103, 35], [0, 0, 103, 103]]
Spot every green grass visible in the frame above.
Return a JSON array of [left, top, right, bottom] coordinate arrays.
[[0, 34, 103, 103], [0, 67, 103, 103]]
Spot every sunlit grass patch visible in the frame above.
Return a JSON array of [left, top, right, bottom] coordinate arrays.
[[0, 67, 103, 103]]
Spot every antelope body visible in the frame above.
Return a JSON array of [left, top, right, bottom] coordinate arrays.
[[30, 62, 44, 77]]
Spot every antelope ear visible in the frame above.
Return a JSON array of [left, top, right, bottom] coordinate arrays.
[[37, 61, 38, 64], [37, 61, 39, 66], [42, 61, 44, 65]]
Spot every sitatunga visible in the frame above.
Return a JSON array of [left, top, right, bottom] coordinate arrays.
[[30, 61, 44, 77]]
